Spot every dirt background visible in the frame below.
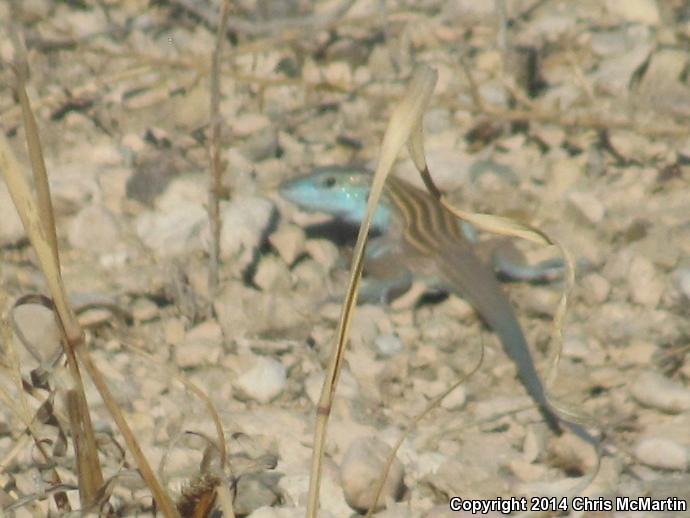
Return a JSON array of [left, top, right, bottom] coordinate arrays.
[[1, 1, 690, 517]]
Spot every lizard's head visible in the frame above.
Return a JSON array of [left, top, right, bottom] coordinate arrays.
[[280, 166, 389, 227]]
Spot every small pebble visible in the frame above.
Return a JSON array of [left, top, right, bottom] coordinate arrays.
[[628, 256, 664, 308], [674, 267, 690, 300], [567, 191, 605, 225], [631, 371, 690, 413], [634, 437, 688, 471], [254, 255, 292, 291], [440, 385, 467, 411], [219, 196, 275, 269], [136, 202, 207, 256], [12, 303, 62, 365], [581, 272, 611, 304], [374, 333, 404, 357], [606, 0, 660, 25], [131, 298, 159, 322], [68, 204, 122, 255], [269, 224, 306, 265], [233, 473, 280, 516], [304, 239, 340, 270], [235, 356, 287, 403], [340, 436, 404, 513]]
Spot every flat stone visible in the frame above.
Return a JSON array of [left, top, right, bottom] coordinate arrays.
[[628, 256, 664, 308], [631, 371, 690, 413], [606, 0, 660, 25], [567, 191, 605, 225], [269, 223, 306, 265], [136, 202, 207, 256], [635, 437, 688, 471], [235, 355, 287, 403]]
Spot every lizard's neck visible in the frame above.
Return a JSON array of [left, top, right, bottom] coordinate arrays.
[[341, 193, 393, 231]]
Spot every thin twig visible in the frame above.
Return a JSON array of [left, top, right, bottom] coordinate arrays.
[[207, 0, 232, 293]]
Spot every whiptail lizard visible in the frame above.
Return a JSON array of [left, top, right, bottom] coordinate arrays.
[[280, 166, 596, 444]]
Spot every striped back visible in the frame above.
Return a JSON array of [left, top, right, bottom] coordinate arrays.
[[383, 176, 463, 254]]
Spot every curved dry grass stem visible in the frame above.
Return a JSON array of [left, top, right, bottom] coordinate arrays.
[[122, 341, 229, 473], [306, 64, 437, 518], [408, 117, 601, 513], [363, 343, 485, 518]]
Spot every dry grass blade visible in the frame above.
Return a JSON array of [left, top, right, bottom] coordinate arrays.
[[2, 64, 104, 507], [415, 163, 587, 423], [66, 389, 104, 506], [407, 105, 601, 504], [207, 0, 231, 293], [13, 64, 60, 272], [306, 64, 437, 518], [0, 134, 81, 344], [0, 77, 181, 516]]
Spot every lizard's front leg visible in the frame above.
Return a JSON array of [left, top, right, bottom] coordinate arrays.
[[358, 238, 414, 304]]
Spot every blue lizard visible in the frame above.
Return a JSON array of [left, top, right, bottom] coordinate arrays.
[[280, 166, 596, 443]]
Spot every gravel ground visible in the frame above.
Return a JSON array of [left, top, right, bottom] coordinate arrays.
[[1, 1, 690, 517]]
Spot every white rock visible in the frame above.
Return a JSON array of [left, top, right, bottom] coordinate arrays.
[[628, 256, 664, 308], [131, 298, 159, 322], [230, 113, 270, 138], [440, 385, 467, 411], [269, 223, 306, 265], [214, 282, 303, 337], [675, 267, 690, 300], [0, 181, 24, 246], [68, 204, 123, 255], [593, 36, 653, 96], [634, 437, 688, 471], [218, 196, 275, 268], [12, 303, 62, 365], [156, 176, 207, 210], [567, 191, 605, 225], [631, 371, 690, 413], [254, 255, 292, 291], [340, 436, 404, 513], [57, 6, 108, 37], [374, 333, 404, 357], [136, 202, 207, 256], [235, 356, 287, 403], [581, 272, 611, 304], [606, 0, 660, 25], [233, 473, 279, 516], [304, 239, 339, 270], [176, 320, 223, 368]]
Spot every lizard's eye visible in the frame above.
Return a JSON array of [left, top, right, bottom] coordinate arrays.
[[323, 176, 336, 188]]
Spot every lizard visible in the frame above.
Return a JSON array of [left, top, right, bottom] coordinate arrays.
[[279, 165, 596, 443]]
